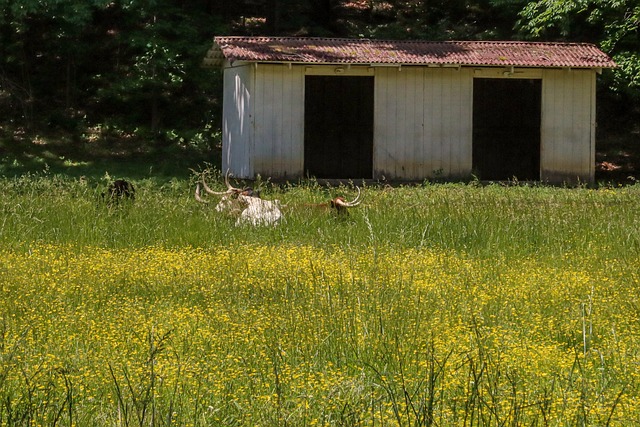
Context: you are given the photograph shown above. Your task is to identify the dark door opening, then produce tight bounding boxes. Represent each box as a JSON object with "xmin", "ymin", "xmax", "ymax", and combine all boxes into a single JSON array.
[
  {"xmin": 473, "ymin": 78, "xmax": 541, "ymax": 181},
  {"xmin": 304, "ymin": 76, "xmax": 374, "ymax": 179}
]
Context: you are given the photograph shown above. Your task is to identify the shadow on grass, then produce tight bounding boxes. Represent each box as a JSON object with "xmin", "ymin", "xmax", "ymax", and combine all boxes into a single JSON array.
[
  {"xmin": 2, "ymin": 125, "xmax": 638, "ymax": 186},
  {"xmin": 0, "ymin": 127, "xmax": 221, "ymax": 183}
]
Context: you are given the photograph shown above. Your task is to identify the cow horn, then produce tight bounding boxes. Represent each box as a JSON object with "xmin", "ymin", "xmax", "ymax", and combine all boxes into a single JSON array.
[
  {"xmin": 195, "ymin": 183, "xmax": 208, "ymax": 203},
  {"xmin": 202, "ymin": 170, "xmax": 240, "ymax": 195},
  {"xmin": 334, "ymin": 186, "xmax": 362, "ymax": 208}
]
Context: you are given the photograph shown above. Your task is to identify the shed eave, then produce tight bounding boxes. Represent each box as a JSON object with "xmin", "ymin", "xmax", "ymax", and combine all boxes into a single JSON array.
[{"xmin": 206, "ymin": 59, "xmax": 611, "ymax": 71}]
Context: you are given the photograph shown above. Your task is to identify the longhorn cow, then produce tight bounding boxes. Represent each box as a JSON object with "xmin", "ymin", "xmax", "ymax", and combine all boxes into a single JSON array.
[
  {"xmin": 195, "ymin": 172, "xmax": 282, "ymax": 226},
  {"xmin": 325, "ymin": 187, "xmax": 362, "ymax": 213},
  {"xmin": 195, "ymin": 171, "xmax": 363, "ymax": 226}
]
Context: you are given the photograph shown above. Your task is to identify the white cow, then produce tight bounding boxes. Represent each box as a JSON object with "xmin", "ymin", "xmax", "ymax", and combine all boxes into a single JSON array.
[
  {"xmin": 195, "ymin": 172, "xmax": 282, "ymax": 226},
  {"xmin": 236, "ymin": 195, "xmax": 283, "ymax": 226}
]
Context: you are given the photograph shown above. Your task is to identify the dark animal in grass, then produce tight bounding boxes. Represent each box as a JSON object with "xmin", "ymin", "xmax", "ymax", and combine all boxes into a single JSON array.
[{"xmin": 102, "ymin": 179, "xmax": 135, "ymax": 207}]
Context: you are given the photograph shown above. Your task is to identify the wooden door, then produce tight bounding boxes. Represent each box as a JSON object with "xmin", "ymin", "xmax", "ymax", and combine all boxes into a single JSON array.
[
  {"xmin": 304, "ymin": 76, "xmax": 374, "ymax": 179},
  {"xmin": 473, "ymin": 78, "xmax": 542, "ymax": 181}
]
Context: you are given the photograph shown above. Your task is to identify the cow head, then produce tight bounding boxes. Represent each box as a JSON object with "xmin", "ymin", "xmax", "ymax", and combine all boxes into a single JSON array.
[{"xmin": 329, "ymin": 187, "xmax": 362, "ymax": 214}]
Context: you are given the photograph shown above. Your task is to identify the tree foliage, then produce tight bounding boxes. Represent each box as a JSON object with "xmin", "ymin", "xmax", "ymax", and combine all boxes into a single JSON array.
[
  {"xmin": 0, "ymin": 0, "xmax": 637, "ymax": 145},
  {"xmin": 517, "ymin": 0, "xmax": 640, "ymax": 103}
]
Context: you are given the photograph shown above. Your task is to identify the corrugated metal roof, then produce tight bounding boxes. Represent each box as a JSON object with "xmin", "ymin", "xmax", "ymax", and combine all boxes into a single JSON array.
[{"xmin": 204, "ymin": 36, "xmax": 616, "ymax": 69}]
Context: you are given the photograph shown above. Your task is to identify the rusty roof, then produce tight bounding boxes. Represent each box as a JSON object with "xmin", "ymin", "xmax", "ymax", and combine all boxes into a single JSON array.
[{"xmin": 205, "ymin": 37, "xmax": 616, "ymax": 69}]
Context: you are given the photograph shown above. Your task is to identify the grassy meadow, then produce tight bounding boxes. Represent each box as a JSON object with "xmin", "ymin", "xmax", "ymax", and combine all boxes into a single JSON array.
[{"xmin": 1, "ymin": 171, "xmax": 640, "ymax": 426}]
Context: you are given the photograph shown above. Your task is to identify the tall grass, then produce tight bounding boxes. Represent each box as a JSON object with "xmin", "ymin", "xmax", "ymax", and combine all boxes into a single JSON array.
[
  {"xmin": 1, "ymin": 173, "xmax": 639, "ymax": 426},
  {"xmin": 2, "ymin": 173, "xmax": 638, "ymax": 259}
]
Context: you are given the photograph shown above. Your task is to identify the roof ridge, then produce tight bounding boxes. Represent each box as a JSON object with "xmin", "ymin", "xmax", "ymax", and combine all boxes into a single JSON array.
[{"xmin": 215, "ymin": 36, "xmax": 596, "ymax": 45}]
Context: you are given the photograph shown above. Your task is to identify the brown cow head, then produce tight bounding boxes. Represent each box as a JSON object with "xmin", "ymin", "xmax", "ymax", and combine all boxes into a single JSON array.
[{"xmin": 329, "ymin": 186, "xmax": 362, "ymax": 214}]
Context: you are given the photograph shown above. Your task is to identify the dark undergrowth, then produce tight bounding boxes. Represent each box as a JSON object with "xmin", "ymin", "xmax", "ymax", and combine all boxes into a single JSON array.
[{"xmin": 1, "ymin": 121, "xmax": 639, "ymax": 186}]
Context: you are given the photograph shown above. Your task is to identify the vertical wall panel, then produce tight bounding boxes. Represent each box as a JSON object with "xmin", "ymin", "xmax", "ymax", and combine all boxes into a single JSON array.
[
  {"xmin": 222, "ymin": 64, "xmax": 254, "ymax": 178},
  {"xmin": 424, "ymin": 69, "xmax": 439, "ymax": 175},
  {"xmin": 288, "ymin": 68, "xmax": 305, "ymax": 179},
  {"xmin": 444, "ymin": 70, "xmax": 454, "ymax": 173},
  {"xmin": 253, "ymin": 64, "xmax": 305, "ymax": 178},
  {"xmin": 373, "ymin": 68, "xmax": 394, "ymax": 178},
  {"xmin": 397, "ymin": 69, "xmax": 409, "ymax": 176},
  {"xmin": 373, "ymin": 68, "xmax": 387, "ymax": 176},
  {"xmin": 374, "ymin": 67, "xmax": 472, "ymax": 180},
  {"xmin": 252, "ymin": 65, "xmax": 268, "ymax": 175},
  {"xmin": 541, "ymin": 69, "xmax": 595, "ymax": 183},
  {"xmin": 410, "ymin": 69, "xmax": 425, "ymax": 178},
  {"xmin": 433, "ymin": 70, "xmax": 445, "ymax": 175},
  {"xmin": 456, "ymin": 69, "xmax": 473, "ymax": 176}
]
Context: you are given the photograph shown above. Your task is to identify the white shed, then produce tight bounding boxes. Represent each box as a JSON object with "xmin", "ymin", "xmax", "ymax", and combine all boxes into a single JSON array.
[{"xmin": 204, "ymin": 37, "xmax": 616, "ymax": 183}]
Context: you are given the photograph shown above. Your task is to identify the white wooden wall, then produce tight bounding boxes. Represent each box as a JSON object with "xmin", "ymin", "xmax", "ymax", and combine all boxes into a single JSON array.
[
  {"xmin": 374, "ymin": 67, "xmax": 473, "ymax": 180},
  {"xmin": 252, "ymin": 64, "xmax": 305, "ymax": 179},
  {"xmin": 223, "ymin": 63, "xmax": 305, "ymax": 179},
  {"xmin": 223, "ymin": 62, "xmax": 597, "ymax": 183},
  {"xmin": 222, "ymin": 64, "xmax": 254, "ymax": 177},
  {"xmin": 541, "ymin": 69, "xmax": 596, "ymax": 183}
]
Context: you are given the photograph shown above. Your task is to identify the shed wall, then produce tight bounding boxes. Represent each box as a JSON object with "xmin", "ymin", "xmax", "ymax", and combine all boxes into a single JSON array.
[
  {"xmin": 222, "ymin": 63, "xmax": 597, "ymax": 183},
  {"xmin": 252, "ymin": 64, "xmax": 305, "ymax": 178},
  {"xmin": 374, "ymin": 67, "xmax": 473, "ymax": 180},
  {"xmin": 541, "ymin": 69, "xmax": 596, "ymax": 183},
  {"xmin": 222, "ymin": 64, "xmax": 254, "ymax": 177}
]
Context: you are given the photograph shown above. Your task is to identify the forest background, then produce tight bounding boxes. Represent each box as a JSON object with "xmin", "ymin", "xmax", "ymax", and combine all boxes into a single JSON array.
[{"xmin": 0, "ymin": 0, "xmax": 638, "ymax": 182}]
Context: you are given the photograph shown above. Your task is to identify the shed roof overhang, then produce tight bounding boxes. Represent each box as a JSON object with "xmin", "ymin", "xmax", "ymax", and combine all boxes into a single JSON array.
[{"xmin": 204, "ymin": 37, "xmax": 617, "ymax": 70}]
